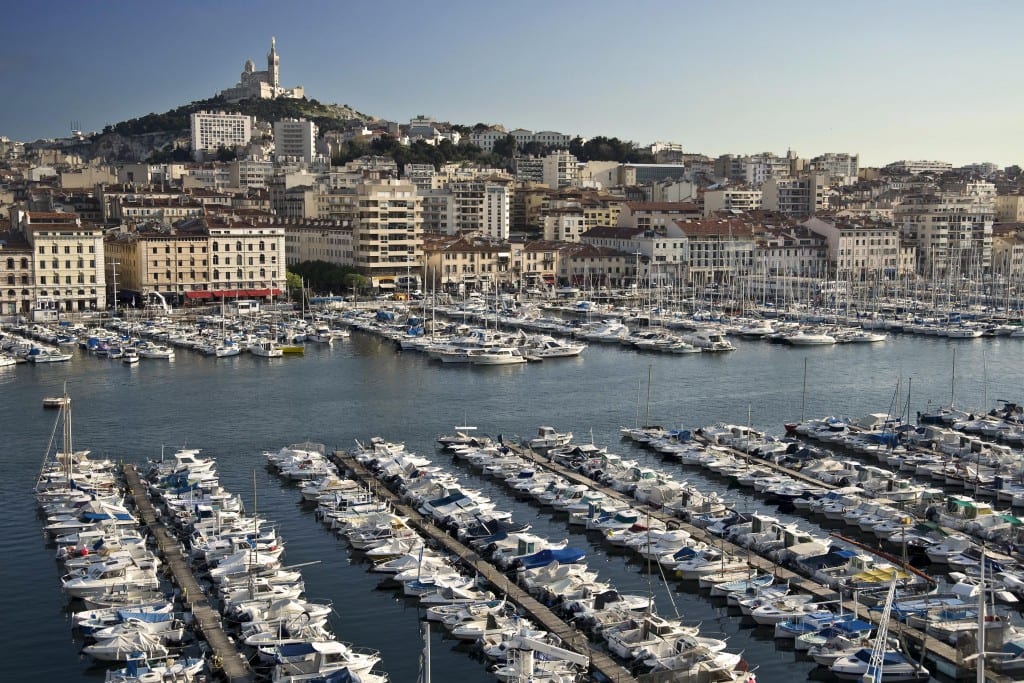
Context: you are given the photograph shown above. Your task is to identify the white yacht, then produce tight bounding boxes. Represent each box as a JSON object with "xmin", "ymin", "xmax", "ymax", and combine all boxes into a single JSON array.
[{"xmin": 249, "ymin": 339, "xmax": 284, "ymax": 358}]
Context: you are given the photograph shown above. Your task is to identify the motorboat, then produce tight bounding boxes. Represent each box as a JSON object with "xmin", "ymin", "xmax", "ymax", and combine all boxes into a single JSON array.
[
  {"xmin": 43, "ymin": 395, "xmax": 70, "ymax": 408},
  {"xmin": 830, "ymin": 646, "xmax": 930, "ymax": 681},
  {"xmin": 471, "ymin": 346, "xmax": 527, "ymax": 365},
  {"xmin": 529, "ymin": 426, "xmax": 572, "ymax": 450},
  {"xmin": 249, "ymin": 339, "xmax": 284, "ymax": 358},
  {"xmin": 104, "ymin": 655, "xmax": 205, "ymax": 683}
]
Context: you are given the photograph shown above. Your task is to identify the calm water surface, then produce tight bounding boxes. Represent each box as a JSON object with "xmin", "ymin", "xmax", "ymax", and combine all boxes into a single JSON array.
[{"xmin": 3, "ymin": 331, "xmax": 1021, "ymax": 682}]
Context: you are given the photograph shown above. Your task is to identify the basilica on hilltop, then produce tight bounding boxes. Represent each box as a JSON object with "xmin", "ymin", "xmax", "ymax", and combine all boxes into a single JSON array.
[{"xmin": 219, "ymin": 37, "xmax": 305, "ymax": 103}]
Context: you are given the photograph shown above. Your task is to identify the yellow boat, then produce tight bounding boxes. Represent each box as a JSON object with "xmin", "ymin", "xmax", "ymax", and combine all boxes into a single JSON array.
[{"xmin": 280, "ymin": 344, "xmax": 305, "ymax": 354}]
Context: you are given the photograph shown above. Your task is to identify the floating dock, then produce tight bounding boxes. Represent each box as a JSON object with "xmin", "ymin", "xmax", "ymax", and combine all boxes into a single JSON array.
[
  {"xmin": 331, "ymin": 451, "xmax": 640, "ymax": 683},
  {"xmin": 500, "ymin": 441, "xmax": 1013, "ymax": 683},
  {"xmin": 123, "ymin": 464, "xmax": 253, "ymax": 683}
]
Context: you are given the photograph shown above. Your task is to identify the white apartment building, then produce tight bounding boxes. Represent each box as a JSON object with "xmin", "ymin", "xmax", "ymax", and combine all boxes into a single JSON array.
[
  {"xmin": 702, "ymin": 187, "xmax": 763, "ymax": 216},
  {"xmin": 273, "ymin": 118, "xmax": 317, "ymax": 164},
  {"xmin": 803, "ymin": 216, "xmax": 901, "ymax": 280},
  {"xmin": 885, "ymin": 160, "xmax": 953, "ymax": 175},
  {"xmin": 810, "ymin": 153, "xmax": 859, "ymax": 185},
  {"xmin": 451, "ymin": 179, "xmax": 511, "ymax": 239},
  {"xmin": 468, "ymin": 127, "xmax": 508, "ymax": 152},
  {"xmin": 743, "ymin": 154, "xmax": 792, "ymax": 185},
  {"xmin": 895, "ymin": 193, "xmax": 994, "ymax": 276},
  {"xmin": 542, "ymin": 151, "xmax": 579, "ymax": 189},
  {"xmin": 190, "ymin": 111, "xmax": 255, "ymax": 161},
  {"xmin": 418, "ymin": 178, "xmax": 511, "ymax": 239},
  {"xmin": 469, "ymin": 127, "xmax": 572, "ymax": 152}
]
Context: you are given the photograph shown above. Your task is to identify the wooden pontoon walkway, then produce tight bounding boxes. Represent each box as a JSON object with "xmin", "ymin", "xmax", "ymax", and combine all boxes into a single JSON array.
[
  {"xmin": 123, "ymin": 464, "xmax": 253, "ymax": 683},
  {"xmin": 332, "ymin": 451, "xmax": 639, "ymax": 683}
]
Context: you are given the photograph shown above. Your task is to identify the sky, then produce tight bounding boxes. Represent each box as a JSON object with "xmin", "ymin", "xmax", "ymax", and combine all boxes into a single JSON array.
[{"xmin": 2, "ymin": 0, "xmax": 1021, "ymax": 167}]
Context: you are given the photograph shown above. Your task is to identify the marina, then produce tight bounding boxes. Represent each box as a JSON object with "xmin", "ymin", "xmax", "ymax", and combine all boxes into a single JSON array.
[{"xmin": 6, "ymin": 318, "xmax": 1024, "ymax": 682}]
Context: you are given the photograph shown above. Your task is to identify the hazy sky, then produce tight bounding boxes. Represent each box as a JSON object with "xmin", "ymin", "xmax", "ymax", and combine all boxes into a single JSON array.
[{"xmin": 2, "ymin": 0, "xmax": 1021, "ymax": 167}]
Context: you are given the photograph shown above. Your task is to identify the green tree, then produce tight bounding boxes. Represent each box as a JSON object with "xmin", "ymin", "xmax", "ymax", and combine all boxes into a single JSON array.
[
  {"xmin": 343, "ymin": 273, "xmax": 369, "ymax": 296},
  {"xmin": 285, "ymin": 271, "xmax": 303, "ymax": 301},
  {"xmin": 215, "ymin": 145, "xmax": 237, "ymax": 162},
  {"xmin": 493, "ymin": 134, "xmax": 518, "ymax": 158}
]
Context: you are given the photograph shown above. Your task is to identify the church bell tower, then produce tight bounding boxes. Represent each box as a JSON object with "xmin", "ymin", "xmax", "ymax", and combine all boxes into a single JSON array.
[{"xmin": 268, "ymin": 36, "xmax": 280, "ymax": 89}]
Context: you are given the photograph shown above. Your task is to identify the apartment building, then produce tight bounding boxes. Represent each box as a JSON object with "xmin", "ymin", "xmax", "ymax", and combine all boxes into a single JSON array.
[
  {"xmin": 273, "ymin": 118, "xmax": 317, "ymax": 164},
  {"xmin": 12, "ymin": 210, "xmax": 106, "ymax": 313},
  {"xmin": 350, "ymin": 179, "xmax": 422, "ymax": 290},
  {"xmin": 895, "ymin": 192, "xmax": 994, "ymax": 276},
  {"xmin": 559, "ymin": 243, "xmax": 634, "ymax": 288},
  {"xmin": 0, "ymin": 231, "xmax": 34, "ymax": 315},
  {"xmin": 674, "ymin": 218, "xmax": 755, "ymax": 287},
  {"xmin": 995, "ymin": 194, "xmax": 1024, "ymax": 223},
  {"xmin": 762, "ymin": 173, "xmax": 828, "ymax": 217},
  {"xmin": 702, "ymin": 187, "xmax": 763, "ymax": 216},
  {"xmin": 542, "ymin": 151, "xmax": 579, "ymax": 189},
  {"xmin": 281, "ymin": 219, "xmax": 354, "ymax": 266},
  {"xmin": 803, "ymin": 216, "xmax": 901, "ymax": 281},
  {"xmin": 190, "ymin": 111, "xmax": 255, "ymax": 161},
  {"xmin": 422, "ymin": 234, "xmax": 512, "ymax": 291}
]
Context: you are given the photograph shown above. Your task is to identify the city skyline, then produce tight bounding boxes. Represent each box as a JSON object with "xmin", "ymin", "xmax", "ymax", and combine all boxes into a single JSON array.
[{"xmin": 3, "ymin": 0, "xmax": 1022, "ymax": 167}]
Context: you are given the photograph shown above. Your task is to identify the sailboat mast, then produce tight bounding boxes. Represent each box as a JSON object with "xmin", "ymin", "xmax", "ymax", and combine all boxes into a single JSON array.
[
  {"xmin": 644, "ymin": 364, "xmax": 652, "ymax": 429},
  {"xmin": 950, "ymin": 346, "xmax": 957, "ymax": 409},
  {"xmin": 800, "ymin": 357, "xmax": 808, "ymax": 424}
]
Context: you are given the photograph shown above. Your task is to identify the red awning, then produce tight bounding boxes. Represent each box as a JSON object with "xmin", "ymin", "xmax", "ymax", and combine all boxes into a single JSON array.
[
  {"xmin": 185, "ymin": 291, "xmax": 213, "ymax": 299},
  {"xmin": 542, "ymin": 274, "xmax": 556, "ymax": 283},
  {"xmin": 211, "ymin": 288, "xmax": 282, "ymax": 298}
]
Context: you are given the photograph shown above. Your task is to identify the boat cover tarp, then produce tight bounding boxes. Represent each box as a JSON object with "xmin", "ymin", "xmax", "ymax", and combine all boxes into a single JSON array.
[
  {"xmin": 276, "ymin": 642, "xmax": 318, "ymax": 657},
  {"xmin": 116, "ymin": 610, "xmax": 172, "ymax": 623},
  {"xmin": 311, "ymin": 668, "xmax": 353, "ymax": 683},
  {"xmin": 518, "ymin": 547, "xmax": 586, "ymax": 570}
]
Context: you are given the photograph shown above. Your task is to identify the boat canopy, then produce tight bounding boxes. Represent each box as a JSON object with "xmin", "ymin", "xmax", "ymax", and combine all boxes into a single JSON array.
[{"xmin": 518, "ymin": 547, "xmax": 586, "ymax": 570}]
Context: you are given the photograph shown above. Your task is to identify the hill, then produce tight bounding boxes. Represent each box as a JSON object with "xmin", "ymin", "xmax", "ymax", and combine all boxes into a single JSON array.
[{"xmin": 87, "ymin": 96, "xmax": 374, "ymax": 162}]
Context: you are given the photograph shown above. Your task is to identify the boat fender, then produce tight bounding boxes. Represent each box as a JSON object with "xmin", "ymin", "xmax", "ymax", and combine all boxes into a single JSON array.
[{"xmin": 80, "ymin": 548, "xmax": 89, "ymax": 556}]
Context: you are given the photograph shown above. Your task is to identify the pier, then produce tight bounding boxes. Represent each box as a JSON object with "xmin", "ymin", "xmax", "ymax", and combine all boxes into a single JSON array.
[
  {"xmin": 499, "ymin": 442, "xmax": 1013, "ymax": 683},
  {"xmin": 331, "ymin": 451, "xmax": 640, "ymax": 683},
  {"xmin": 123, "ymin": 464, "xmax": 253, "ymax": 683}
]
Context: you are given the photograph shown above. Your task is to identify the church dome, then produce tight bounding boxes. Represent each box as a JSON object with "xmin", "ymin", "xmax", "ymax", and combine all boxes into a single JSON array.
[{"xmin": 244, "ymin": 59, "xmax": 255, "ymax": 73}]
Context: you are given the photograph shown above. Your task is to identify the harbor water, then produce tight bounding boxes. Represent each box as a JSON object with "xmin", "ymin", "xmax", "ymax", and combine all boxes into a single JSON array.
[{"xmin": 4, "ymin": 331, "xmax": 1023, "ymax": 682}]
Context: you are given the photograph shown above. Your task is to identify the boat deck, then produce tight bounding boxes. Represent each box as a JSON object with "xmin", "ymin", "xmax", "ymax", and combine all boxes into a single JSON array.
[
  {"xmin": 123, "ymin": 464, "xmax": 253, "ymax": 683},
  {"xmin": 332, "ymin": 451, "xmax": 639, "ymax": 683}
]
